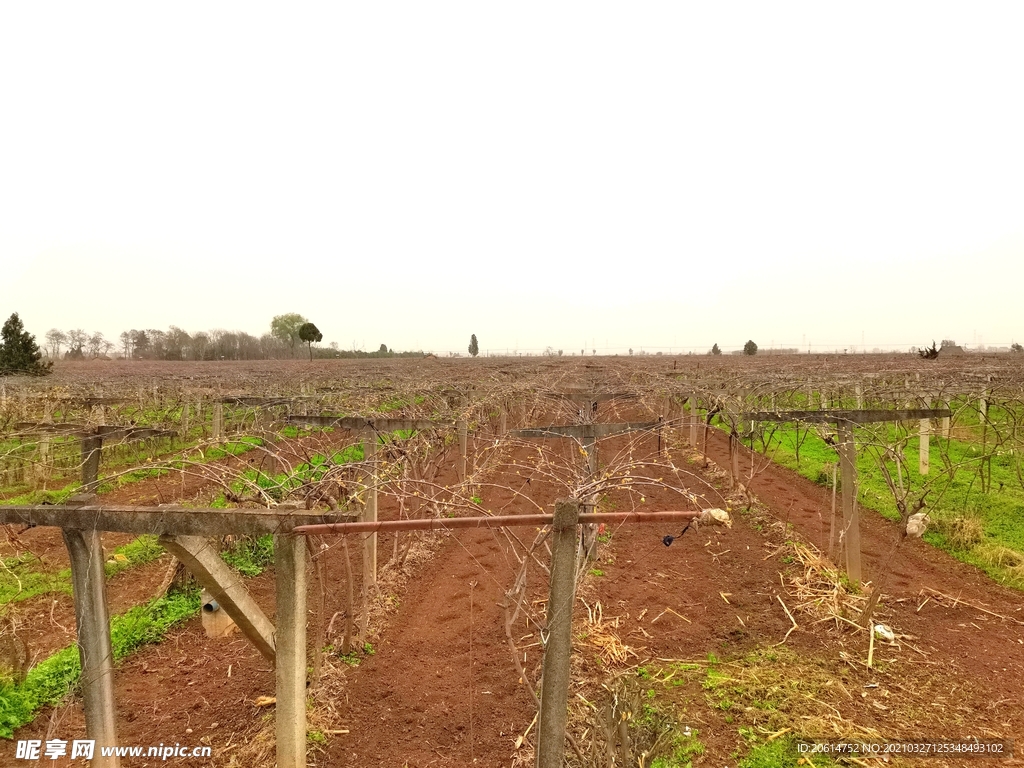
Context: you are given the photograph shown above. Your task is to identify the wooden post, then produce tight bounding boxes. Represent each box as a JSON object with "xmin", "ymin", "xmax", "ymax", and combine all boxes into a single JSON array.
[
  {"xmin": 362, "ymin": 433, "xmax": 378, "ymax": 588},
  {"xmin": 81, "ymin": 434, "xmax": 102, "ymax": 493},
  {"xmin": 537, "ymin": 500, "xmax": 579, "ymax": 768},
  {"xmin": 837, "ymin": 422, "xmax": 861, "ymax": 582},
  {"xmin": 919, "ymin": 419, "xmax": 930, "ymax": 475},
  {"xmin": 274, "ymin": 533, "xmax": 307, "ymax": 768},
  {"xmin": 62, "ymin": 525, "xmax": 119, "ymax": 765}
]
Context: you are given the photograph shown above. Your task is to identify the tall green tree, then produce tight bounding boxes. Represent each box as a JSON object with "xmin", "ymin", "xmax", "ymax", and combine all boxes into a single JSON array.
[
  {"xmin": 710, "ymin": 343, "xmax": 722, "ymax": 355},
  {"xmin": 743, "ymin": 339, "xmax": 758, "ymax": 356},
  {"xmin": 298, "ymin": 322, "xmax": 322, "ymax": 361},
  {"xmin": 0, "ymin": 313, "xmax": 52, "ymax": 376},
  {"xmin": 270, "ymin": 313, "xmax": 308, "ymax": 356},
  {"xmin": 468, "ymin": 334, "xmax": 479, "ymax": 357}
]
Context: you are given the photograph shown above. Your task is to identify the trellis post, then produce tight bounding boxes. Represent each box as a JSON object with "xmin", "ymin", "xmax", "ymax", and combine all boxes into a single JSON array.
[
  {"xmin": 457, "ymin": 419, "xmax": 468, "ymax": 482},
  {"xmin": 740, "ymin": 407, "xmax": 950, "ymax": 583},
  {"xmin": 362, "ymin": 433, "xmax": 378, "ymax": 588},
  {"xmin": 274, "ymin": 533, "xmax": 307, "ymax": 768},
  {"xmin": 836, "ymin": 421, "xmax": 861, "ymax": 582},
  {"xmin": 62, "ymin": 496, "xmax": 119, "ymax": 766},
  {"xmin": 212, "ymin": 402, "xmax": 224, "ymax": 441},
  {"xmin": 511, "ymin": 419, "xmax": 658, "ymax": 560},
  {"xmin": 919, "ymin": 419, "xmax": 930, "ymax": 475},
  {"xmin": 536, "ymin": 500, "xmax": 579, "ymax": 768},
  {"xmin": 81, "ymin": 434, "xmax": 102, "ymax": 493}
]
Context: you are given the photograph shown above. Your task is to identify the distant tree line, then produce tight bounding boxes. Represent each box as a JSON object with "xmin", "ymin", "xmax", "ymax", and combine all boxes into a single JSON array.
[{"xmin": 39, "ymin": 313, "xmax": 426, "ymax": 361}]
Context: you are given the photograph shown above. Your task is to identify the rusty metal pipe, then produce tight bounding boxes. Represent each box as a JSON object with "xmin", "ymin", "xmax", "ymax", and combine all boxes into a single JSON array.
[{"xmin": 291, "ymin": 510, "xmax": 702, "ymax": 535}]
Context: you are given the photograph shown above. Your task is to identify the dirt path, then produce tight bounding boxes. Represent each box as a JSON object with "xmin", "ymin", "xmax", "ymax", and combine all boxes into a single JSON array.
[{"xmin": 328, "ymin": 527, "xmax": 535, "ymax": 768}]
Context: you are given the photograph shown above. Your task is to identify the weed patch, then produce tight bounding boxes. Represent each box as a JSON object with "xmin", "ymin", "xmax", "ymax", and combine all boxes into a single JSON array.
[{"xmin": 0, "ymin": 588, "xmax": 200, "ymax": 738}]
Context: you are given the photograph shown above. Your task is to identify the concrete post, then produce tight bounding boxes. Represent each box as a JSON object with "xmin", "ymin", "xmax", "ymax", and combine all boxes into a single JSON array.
[
  {"xmin": 837, "ymin": 422, "xmax": 862, "ymax": 583},
  {"xmin": 688, "ymin": 397, "xmax": 697, "ymax": 447},
  {"xmin": 362, "ymin": 434, "xmax": 378, "ymax": 588},
  {"xmin": 855, "ymin": 384, "xmax": 863, "ymax": 409},
  {"xmin": 262, "ymin": 437, "xmax": 279, "ymax": 479},
  {"xmin": 581, "ymin": 436, "xmax": 599, "ymax": 560},
  {"xmin": 457, "ymin": 419, "xmax": 468, "ymax": 482},
  {"xmin": 213, "ymin": 402, "xmax": 224, "ymax": 442},
  {"xmin": 36, "ymin": 436, "xmax": 51, "ymax": 487},
  {"xmin": 498, "ymin": 405, "xmax": 507, "ymax": 437},
  {"xmin": 62, "ymin": 526, "xmax": 119, "ymax": 766},
  {"xmin": 941, "ymin": 401, "xmax": 951, "ymax": 440},
  {"xmin": 537, "ymin": 500, "xmax": 579, "ymax": 768},
  {"xmin": 81, "ymin": 434, "xmax": 102, "ymax": 493},
  {"xmin": 919, "ymin": 419, "xmax": 930, "ymax": 476},
  {"xmin": 273, "ymin": 534, "xmax": 307, "ymax": 768},
  {"xmin": 180, "ymin": 404, "xmax": 190, "ymax": 438},
  {"xmin": 729, "ymin": 432, "xmax": 740, "ymax": 488}
]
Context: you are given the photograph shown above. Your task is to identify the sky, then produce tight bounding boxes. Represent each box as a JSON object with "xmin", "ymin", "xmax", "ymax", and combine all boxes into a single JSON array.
[{"xmin": 1, "ymin": 2, "xmax": 1022, "ymax": 355}]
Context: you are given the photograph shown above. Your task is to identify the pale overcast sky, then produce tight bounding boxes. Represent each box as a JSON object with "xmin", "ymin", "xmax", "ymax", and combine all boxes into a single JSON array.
[{"xmin": 2, "ymin": 3, "xmax": 1022, "ymax": 354}]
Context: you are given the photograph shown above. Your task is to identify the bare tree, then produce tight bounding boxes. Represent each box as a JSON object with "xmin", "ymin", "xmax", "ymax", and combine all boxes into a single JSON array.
[{"xmin": 45, "ymin": 329, "xmax": 67, "ymax": 359}]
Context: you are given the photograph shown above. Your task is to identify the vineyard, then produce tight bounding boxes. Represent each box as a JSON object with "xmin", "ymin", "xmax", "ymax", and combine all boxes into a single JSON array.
[{"xmin": 0, "ymin": 354, "xmax": 1022, "ymax": 767}]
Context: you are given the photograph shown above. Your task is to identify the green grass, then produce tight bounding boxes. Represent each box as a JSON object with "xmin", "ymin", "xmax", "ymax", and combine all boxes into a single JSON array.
[
  {"xmin": 737, "ymin": 736, "xmax": 841, "ymax": 768},
  {"xmin": 0, "ymin": 588, "xmax": 200, "ymax": 738},
  {"xmin": 0, "ymin": 555, "xmax": 71, "ymax": 604},
  {"xmin": 221, "ymin": 535, "xmax": 275, "ymax": 576},
  {"xmin": 0, "ymin": 535, "xmax": 166, "ymax": 606},
  {"xmin": 730, "ymin": 419, "xmax": 1024, "ymax": 589},
  {"xmin": 104, "ymin": 535, "xmax": 164, "ymax": 577},
  {"xmin": 649, "ymin": 730, "xmax": 705, "ymax": 768}
]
